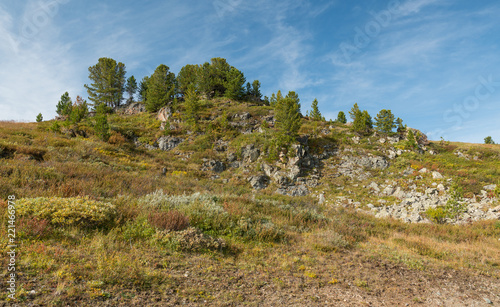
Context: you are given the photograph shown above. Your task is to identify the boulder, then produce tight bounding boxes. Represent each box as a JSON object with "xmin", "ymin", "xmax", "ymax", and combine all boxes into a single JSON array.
[
  {"xmin": 157, "ymin": 136, "xmax": 184, "ymax": 151},
  {"xmin": 484, "ymin": 184, "xmax": 497, "ymax": 191},
  {"xmin": 248, "ymin": 175, "xmax": 269, "ymax": 190},
  {"xmin": 276, "ymin": 184, "xmax": 309, "ymax": 196},
  {"xmin": 124, "ymin": 102, "xmax": 146, "ymax": 115},
  {"xmin": 432, "ymin": 171, "xmax": 444, "ymax": 179},
  {"xmin": 241, "ymin": 144, "xmax": 260, "ymax": 163}
]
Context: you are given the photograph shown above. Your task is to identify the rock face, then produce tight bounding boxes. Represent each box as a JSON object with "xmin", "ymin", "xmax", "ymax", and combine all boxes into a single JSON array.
[
  {"xmin": 241, "ymin": 145, "xmax": 260, "ymax": 163},
  {"xmin": 203, "ymin": 160, "xmax": 226, "ymax": 173},
  {"xmin": 157, "ymin": 136, "xmax": 184, "ymax": 151},
  {"xmin": 248, "ymin": 175, "xmax": 269, "ymax": 190},
  {"xmin": 157, "ymin": 106, "xmax": 172, "ymax": 122},
  {"xmin": 123, "ymin": 102, "xmax": 146, "ymax": 115},
  {"xmin": 276, "ymin": 184, "xmax": 309, "ymax": 196}
]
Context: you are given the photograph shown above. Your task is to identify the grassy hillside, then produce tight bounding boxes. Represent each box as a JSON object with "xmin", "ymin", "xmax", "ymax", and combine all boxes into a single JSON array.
[{"xmin": 1, "ymin": 100, "xmax": 499, "ymax": 306}]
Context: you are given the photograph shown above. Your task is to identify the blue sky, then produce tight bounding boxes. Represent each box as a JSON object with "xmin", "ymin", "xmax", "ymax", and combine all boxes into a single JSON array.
[{"xmin": 1, "ymin": 0, "xmax": 499, "ymax": 143}]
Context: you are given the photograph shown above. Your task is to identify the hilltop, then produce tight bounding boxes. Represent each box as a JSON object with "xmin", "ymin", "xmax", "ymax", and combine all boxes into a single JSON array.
[{"xmin": 1, "ymin": 95, "xmax": 500, "ymax": 306}]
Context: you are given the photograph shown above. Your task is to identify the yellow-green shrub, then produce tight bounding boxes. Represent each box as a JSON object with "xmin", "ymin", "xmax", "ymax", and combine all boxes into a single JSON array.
[{"xmin": 16, "ymin": 197, "xmax": 116, "ymax": 227}]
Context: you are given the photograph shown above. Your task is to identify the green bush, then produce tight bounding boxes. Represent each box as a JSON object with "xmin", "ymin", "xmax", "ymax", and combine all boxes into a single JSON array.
[
  {"xmin": 425, "ymin": 207, "xmax": 447, "ymax": 224},
  {"xmin": 16, "ymin": 197, "xmax": 116, "ymax": 228}
]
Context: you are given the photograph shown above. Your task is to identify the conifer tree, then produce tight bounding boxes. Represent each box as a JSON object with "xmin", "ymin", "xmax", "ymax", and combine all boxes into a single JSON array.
[
  {"xmin": 56, "ymin": 92, "xmax": 72, "ymax": 116},
  {"xmin": 84, "ymin": 57, "xmax": 126, "ymax": 108},
  {"xmin": 274, "ymin": 96, "xmax": 302, "ymax": 139},
  {"xmin": 484, "ymin": 136, "xmax": 495, "ymax": 144},
  {"xmin": 69, "ymin": 96, "xmax": 89, "ymax": 124},
  {"xmin": 94, "ymin": 103, "xmax": 110, "ymax": 141},
  {"xmin": 183, "ymin": 85, "xmax": 200, "ymax": 129},
  {"xmin": 224, "ymin": 67, "xmax": 246, "ymax": 100},
  {"xmin": 36, "ymin": 113, "xmax": 43, "ymax": 122},
  {"xmin": 337, "ymin": 111, "xmax": 347, "ymax": 124},
  {"xmin": 125, "ymin": 76, "xmax": 138, "ymax": 104},
  {"xmin": 145, "ymin": 64, "xmax": 176, "ymax": 112},
  {"xmin": 309, "ymin": 98, "xmax": 322, "ymax": 121},
  {"xmin": 349, "ymin": 103, "xmax": 360, "ymax": 121},
  {"xmin": 139, "ymin": 76, "xmax": 150, "ymax": 102},
  {"xmin": 374, "ymin": 109, "xmax": 396, "ymax": 133}
]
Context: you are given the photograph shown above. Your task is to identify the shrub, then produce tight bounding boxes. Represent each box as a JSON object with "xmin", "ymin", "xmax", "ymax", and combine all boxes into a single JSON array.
[
  {"xmin": 17, "ymin": 217, "xmax": 52, "ymax": 239},
  {"xmin": 108, "ymin": 131, "xmax": 127, "ymax": 145},
  {"xmin": 16, "ymin": 197, "xmax": 116, "ymax": 228},
  {"xmin": 148, "ymin": 210, "xmax": 189, "ymax": 231},
  {"xmin": 425, "ymin": 207, "xmax": 447, "ymax": 224}
]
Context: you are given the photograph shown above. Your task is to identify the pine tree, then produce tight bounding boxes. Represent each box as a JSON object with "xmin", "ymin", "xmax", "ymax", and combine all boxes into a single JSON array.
[
  {"xmin": 94, "ymin": 103, "xmax": 110, "ymax": 141},
  {"xmin": 69, "ymin": 96, "xmax": 89, "ymax": 124},
  {"xmin": 224, "ymin": 67, "xmax": 246, "ymax": 100},
  {"xmin": 336, "ymin": 111, "xmax": 347, "ymax": 124},
  {"xmin": 125, "ymin": 76, "xmax": 138, "ymax": 104},
  {"xmin": 274, "ymin": 96, "xmax": 302, "ymax": 139},
  {"xmin": 251, "ymin": 80, "xmax": 262, "ymax": 100},
  {"xmin": 56, "ymin": 92, "xmax": 72, "ymax": 116},
  {"xmin": 183, "ymin": 86, "xmax": 200, "ymax": 129},
  {"xmin": 309, "ymin": 98, "xmax": 322, "ymax": 121},
  {"xmin": 84, "ymin": 57, "xmax": 126, "ymax": 108},
  {"xmin": 374, "ymin": 109, "xmax": 396, "ymax": 133},
  {"xmin": 177, "ymin": 64, "xmax": 200, "ymax": 96},
  {"xmin": 139, "ymin": 76, "xmax": 149, "ymax": 102},
  {"xmin": 145, "ymin": 64, "xmax": 176, "ymax": 112},
  {"xmin": 352, "ymin": 108, "xmax": 372, "ymax": 135},
  {"xmin": 396, "ymin": 117, "xmax": 405, "ymax": 132},
  {"xmin": 36, "ymin": 113, "xmax": 43, "ymax": 122},
  {"xmin": 484, "ymin": 136, "xmax": 495, "ymax": 144},
  {"xmin": 406, "ymin": 129, "xmax": 418, "ymax": 149},
  {"xmin": 349, "ymin": 103, "xmax": 360, "ymax": 120}
]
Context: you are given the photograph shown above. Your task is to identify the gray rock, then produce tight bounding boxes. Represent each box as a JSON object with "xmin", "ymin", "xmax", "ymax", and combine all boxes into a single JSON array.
[
  {"xmin": 157, "ymin": 106, "xmax": 172, "ymax": 122},
  {"xmin": 276, "ymin": 184, "xmax": 309, "ymax": 196},
  {"xmin": 227, "ymin": 152, "xmax": 237, "ymax": 162},
  {"xmin": 203, "ymin": 160, "xmax": 225, "ymax": 173},
  {"xmin": 484, "ymin": 184, "xmax": 497, "ymax": 191},
  {"xmin": 419, "ymin": 168, "xmax": 428, "ymax": 173},
  {"xmin": 393, "ymin": 187, "xmax": 406, "ymax": 199},
  {"xmin": 318, "ymin": 193, "xmax": 325, "ymax": 204},
  {"xmin": 352, "ymin": 136, "xmax": 360, "ymax": 144},
  {"xmin": 157, "ymin": 136, "xmax": 184, "ymax": 151},
  {"xmin": 248, "ymin": 175, "xmax": 269, "ymax": 190},
  {"xmin": 432, "ymin": 171, "xmax": 443, "ymax": 179},
  {"xmin": 288, "ymin": 165, "xmax": 301, "ymax": 181},
  {"xmin": 241, "ymin": 144, "xmax": 260, "ymax": 163},
  {"xmin": 368, "ymin": 182, "xmax": 380, "ymax": 193},
  {"xmin": 437, "ymin": 184, "xmax": 445, "ymax": 191},
  {"xmin": 382, "ymin": 186, "xmax": 395, "ymax": 196}
]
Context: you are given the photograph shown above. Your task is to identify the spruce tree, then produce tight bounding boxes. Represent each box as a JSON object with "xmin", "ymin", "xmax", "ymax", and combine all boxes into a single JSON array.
[
  {"xmin": 139, "ymin": 76, "xmax": 149, "ymax": 102},
  {"xmin": 251, "ymin": 80, "xmax": 262, "ymax": 100},
  {"xmin": 177, "ymin": 64, "xmax": 200, "ymax": 96},
  {"xmin": 224, "ymin": 67, "xmax": 246, "ymax": 100},
  {"xmin": 69, "ymin": 96, "xmax": 89, "ymax": 124},
  {"xmin": 309, "ymin": 98, "xmax": 322, "ymax": 121},
  {"xmin": 84, "ymin": 57, "xmax": 126, "ymax": 108},
  {"xmin": 36, "ymin": 113, "xmax": 43, "ymax": 122}
]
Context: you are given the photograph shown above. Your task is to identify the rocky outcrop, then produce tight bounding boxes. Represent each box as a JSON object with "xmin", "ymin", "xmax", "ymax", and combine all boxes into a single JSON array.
[
  {"xmin": 121, "ymin": 102, "xmax": 146, "ymax": 115},
  {"xmin": 248, "ymin": 175, "xmax": 269, "ymax": 190},
  {"xmin": 202, "ymin": 160, "xmax": 226, "ymax": 173},
  {"xmin": 276, "ymin": 184, "xmax": 309, "ymax": 196},
  {"xmin": 157, "ymin": 136, "xmax": 184, "ymax": 151},
  {"xmin": 157, "ymin": 106, "xmax": 172, "ymax": 122},
  {"xmin": 241, "ymin": 145, "xmax": 260, "ymax": 163}
]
